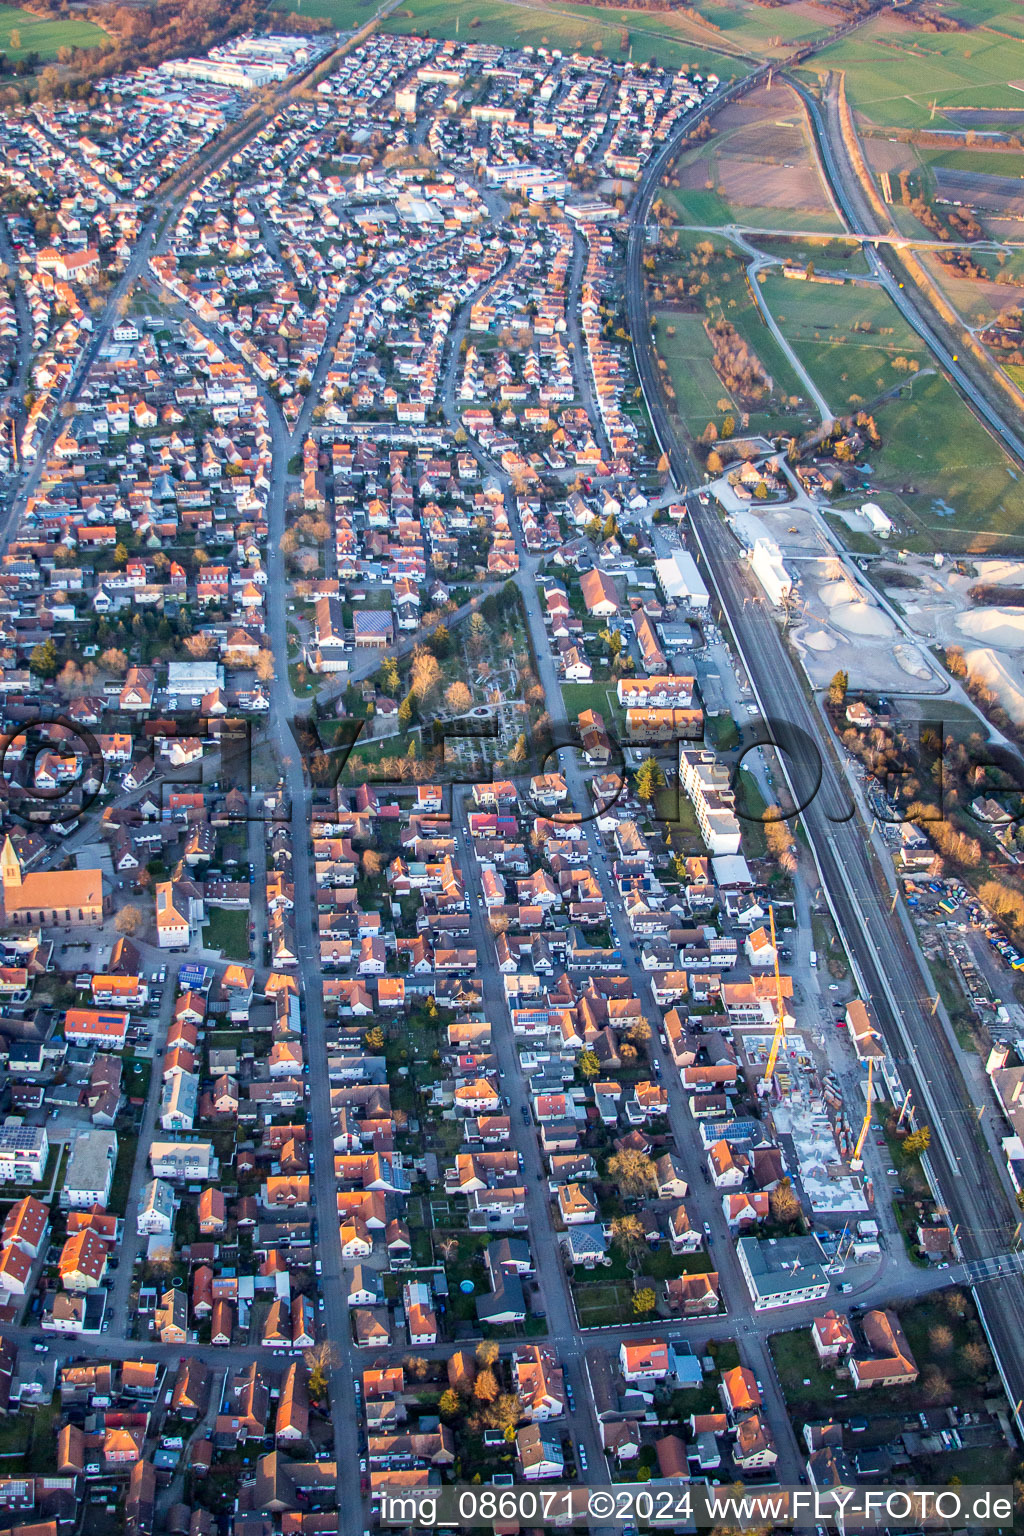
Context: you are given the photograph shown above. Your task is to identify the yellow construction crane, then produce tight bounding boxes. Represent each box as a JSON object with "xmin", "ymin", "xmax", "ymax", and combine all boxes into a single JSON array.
[
  {"xmin": 850, "ymin": 1056, "xmax": 874, "ymax": 1170},
  {"xmin": 760, "ymin": 905, "xmax": 786, "ymax": 1094}
]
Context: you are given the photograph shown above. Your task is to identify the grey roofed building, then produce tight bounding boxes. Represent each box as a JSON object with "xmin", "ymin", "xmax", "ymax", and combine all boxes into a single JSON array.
[
  {"xmin": 61, "ymin": 1128, "xmax": 117, "ymax": 1208},
  {"xmin": 475, "ymin": 1265, "xmax": 525, "ymax": 1325},
  {"xmin": 735, "ymin": 1235, "xmax": 829, "ymax": 1310},
  {"xmin": 559, "ymin": 1222, "xmax": 608, "ymax": 1266},
  {"xmin": 485, "ymin": 1237, "xmax": 532, "ymax": 1280}
]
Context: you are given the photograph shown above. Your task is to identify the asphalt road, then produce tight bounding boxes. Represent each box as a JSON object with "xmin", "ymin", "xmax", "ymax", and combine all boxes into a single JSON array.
[
  {"xmin": 623, "ymin": 88, "xmax": 1024, "ymax": 1438},
  {"xmin": 262, "ymin": 377, "xmax": 366, "ymax": 1533}
]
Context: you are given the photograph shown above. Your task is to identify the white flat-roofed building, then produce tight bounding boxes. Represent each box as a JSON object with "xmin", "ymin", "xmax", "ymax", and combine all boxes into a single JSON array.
[
  {"xmin": 679, "ymin": 749, "xmax": 741, "ymax": 856},
  {"xmin": 749, "ymin": 539, "xmax": 792, "ymax": 608},
  {"xmin": 159, "ymin": 1071, "xmax": 199, "ymax": 1132},
  {"xmin": 0, "ymin": 1120, "xmax": 47, "ymax": 1183},
  {"xmin": 62, "ymin": 1129, "xmax": 117, "ymax": 1209},
  {"xmin": 166, "ymin": 660, "xmax": 224, "ymax": 694},
  {"xmin": 150, "ymin": 1139, "xmax": 217, "ymax": 1182},
  {"xmin": 736, "ymin": 1235, "xmax": 829, "ymax": 1310}
]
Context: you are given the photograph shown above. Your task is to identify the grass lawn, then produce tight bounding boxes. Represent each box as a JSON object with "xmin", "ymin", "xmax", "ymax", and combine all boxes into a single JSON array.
[
  {"xmin": 573, "ymin": 1279, "xmax": 638, "ymax": 1328},
  {"xmin": 706, "ymin": 713, "xmax": 739, "ymax": 751},
  {"xmin": 0, "ymin": 6, "xmax": 107, "ymax": 57},
  {"xmin": 640, "ymin": 1247, "xmax": 713, "ymax": 1281},
  {"xmin": 735, "ymin": 766, "xmax": 768, "ymax": 859},
  {"xmin": 25, "ymin": 1401, "xmax": 58, "ymax": 1473},
  {"xmin": 0, "ymin": 1412, "xmax": 30, "ymax": 1458},
  {"xmin": 757, "ymin": 274, "xmax": 928, "ymax": 409},
  {"xmin": 202, "ymin": 907, "xmax": 250, "ymax": 961},
  {"xmin": 731, "ymin": 206, "xmax": 844, "ymax": 234},
  {"xmin": 666, "ymin": 185, "xmax": 733, "ymax": 227},
  {"xmin": 560, "ymin": 680, "xmax": 626, "ymax": 731},
  {"xmin": 654, "ymin": 310, "xmax": 740, "ymax": 428},
  {"xmin": 652, "ymin": 781, "xmax": 702, "ymax": 845},
  {"xmin": 109, "ymin": 1131, "xmax": 138, "ymax": 1217},
  {"xmin": 123, "ymin": 1054, "xmax": 152, "ymax": 1102},
  {"xmin": 870, "ymin": 373, "xmax": 1024, "ymax": 543},
  {"xmin": 769, "ymin": 1328, "xmax": 841, "ymax": 1408}
]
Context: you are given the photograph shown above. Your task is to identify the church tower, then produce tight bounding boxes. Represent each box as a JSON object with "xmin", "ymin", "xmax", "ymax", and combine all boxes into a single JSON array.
[{"xmin": 0, "ymin": 836, "xmax": 22, "ymax": 891}]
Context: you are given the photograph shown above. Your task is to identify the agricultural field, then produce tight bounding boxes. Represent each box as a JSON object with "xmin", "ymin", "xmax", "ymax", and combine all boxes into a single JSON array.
[
  {"xmin": 922, "ymin": 147, "xmax": 1024, "ymax": 180},
  {"xmin": 665, "ymin": 79, "xmax": 844, "ymax": 233},
  {"xmin": 0, "ymin": 5, "xmax": 107, "ymax": 57},
  {"xmin": 806, "ymin": 3, "xmax": 1024, "ymax": 130},
  {"xmin": 917, "ymin": 249, "xmax": 1024, "ymax": 329},
  {"xmin": 680, "ymin": 0, "xmax": 833, "ymax": 57},
  {"xmin": 272, "ymin": 0, "xmax": 377, "ymax": 27}
]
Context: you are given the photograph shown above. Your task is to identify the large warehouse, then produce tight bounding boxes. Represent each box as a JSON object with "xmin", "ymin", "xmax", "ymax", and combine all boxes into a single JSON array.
[{"xmin": 655, "ymin": 549, "xmax": 710, "ymax": 611}]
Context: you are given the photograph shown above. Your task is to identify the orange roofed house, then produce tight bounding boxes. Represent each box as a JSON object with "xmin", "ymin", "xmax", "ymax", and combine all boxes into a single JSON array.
[
  {"xmin": 849, "ymin": 1309, "xmax": 918, "ymax": 1390},
  {"xmin": 0, "ymin": 836, "xmax": 103, "ymax": 927},
  {"xmin": 619, "ymin": 1339, "xmax": 669, "ymax": 1383}
]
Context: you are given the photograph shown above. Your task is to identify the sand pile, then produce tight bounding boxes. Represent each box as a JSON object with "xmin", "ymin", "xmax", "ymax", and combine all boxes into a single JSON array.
[
  {"xmin": 894, "ymin": 644, "xmax": 930, "ymax": 680},
  {"xmin": 974, "ymin": 560, "xmax": 1024, "ymax": 585},
  {"xmin": 965, "ymin": 647, "xmax": 1024, "ymax": 724},
  {"xmin": 957, "ymin": 608, "xmax": 1024, "ymax": 650},
  {"xmin": 819, "ymin": 578, "xmax": 895, "ymax": 638}
]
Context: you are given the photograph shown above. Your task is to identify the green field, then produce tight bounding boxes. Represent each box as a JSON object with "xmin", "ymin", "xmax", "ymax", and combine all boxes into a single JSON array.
[
  {"xmin": 872, "ymin": 371, "xmax": 1024, "ymax": 539},
  {"xmin": 665, "ymin": 139, "xmax": 844, "ymax": 235},
  {"xmin": 747, "ymin": 235, "xmax": 871, "ymax": 275},
  {"xmin": 757, "ymin": 275, "xmax": 930, "ymax": 408},
  {"xmin": 682, "ymin": 0, "xmax": 826, "ymax": 56},
  {"xmin": 560, "ymin": 680, "xmax": 625, "ymax": 730},
  {"xmin": 284, "ymin": 0, "xmax": 837, "ymax": 64},
  {"xmin": 275, "ymin": 0, "xmax": 749, "ymax": 71},
  {"xmin": 655, "ymin": 310, "xmax": 738, "ymax": 424},
  {"xmin": 0, "ymin": 5, "xmax": 107, "ymax": 57},
  {"xmin": 573, "ymin": 1280, "xmax": 636, "ymax": 1328},
  {"xmin": 202, "ymin": 907, "xmax": 250, "ymax": 961},
  {"xmin": 923, "ymin": 147, "xmax": 1024, "ymax": 179},
  {"xmin": 653, "ymin": 237, "xmax": 810, "ymax": 439},
  {"xmin": 672, "ymin": 195, "xmax": 842, "ymax": 233},
  {"xmin": 749, "ymin": 274, "xmax": 1024, "ymax": 537},
  {"xmin": 808, "ymin": 5, "xmax": 1024, "ymax": 129}
]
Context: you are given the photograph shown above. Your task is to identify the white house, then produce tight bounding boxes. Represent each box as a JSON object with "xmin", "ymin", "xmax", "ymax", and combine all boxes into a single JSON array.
[{"xmin": 137, "ymin": 1178, "xmax": 176, "ymax": 1236}]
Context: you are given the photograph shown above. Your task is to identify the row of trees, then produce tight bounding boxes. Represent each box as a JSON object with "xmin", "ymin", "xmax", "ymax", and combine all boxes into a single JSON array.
[{"xmin": 706, "ymin": 318, "xmax": 770, "ymax": 404}]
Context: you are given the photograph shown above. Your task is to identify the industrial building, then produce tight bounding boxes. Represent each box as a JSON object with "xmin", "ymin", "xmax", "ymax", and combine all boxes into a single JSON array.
[{"xmin": 655, "ymin": 549, "xmax": 710, "ymax": 611}]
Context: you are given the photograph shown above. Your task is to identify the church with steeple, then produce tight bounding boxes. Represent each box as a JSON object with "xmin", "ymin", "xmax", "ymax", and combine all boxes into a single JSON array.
[{"xmin": 0, "ymin": 836, "xmax": 104, "ymax": 928}]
